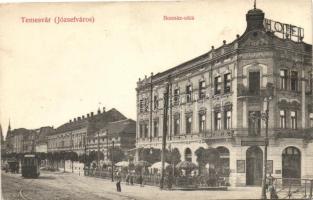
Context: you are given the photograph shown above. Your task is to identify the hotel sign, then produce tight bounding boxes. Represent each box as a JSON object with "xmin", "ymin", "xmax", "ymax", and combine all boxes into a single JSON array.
[{"xmin": 264, "ymin": 18, "xmax": 304, "ymax": 42}]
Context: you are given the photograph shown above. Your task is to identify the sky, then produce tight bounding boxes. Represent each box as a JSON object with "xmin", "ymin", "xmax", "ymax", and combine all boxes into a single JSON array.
[{"xmin": 0, "ymin": 0, "xmax": 312, "ymax": 137}]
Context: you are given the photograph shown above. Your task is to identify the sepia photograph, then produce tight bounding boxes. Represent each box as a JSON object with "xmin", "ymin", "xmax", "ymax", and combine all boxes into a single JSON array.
[{"xmin": 0, "ymin": 0, "xmax": 312, "ymax": 199}]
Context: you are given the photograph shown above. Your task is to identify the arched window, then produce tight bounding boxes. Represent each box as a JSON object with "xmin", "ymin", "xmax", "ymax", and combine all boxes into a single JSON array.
[{"xmin": 282, "ymin": 146, "xmax": 301, "ymax": 185}]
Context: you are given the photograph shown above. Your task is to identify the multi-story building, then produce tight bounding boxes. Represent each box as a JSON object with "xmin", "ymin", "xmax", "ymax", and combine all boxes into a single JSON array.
[
  {"xmin": 47, "ymin": 108, "xmax": 128, "ymax": 155},
  {"xmin": 35, "ymin": 126, "xmax": 54, "ymax": 153},
  {"xmin": 87, "ymin": 119, "xmax": 136, "ymax": 160},
  {"xmin": 136, "ymin": 6, "xmax": 312, "ymax": 186},
  {"xmin": 5, "ymin": 126, "xmax": 36, "ymax": 154}
]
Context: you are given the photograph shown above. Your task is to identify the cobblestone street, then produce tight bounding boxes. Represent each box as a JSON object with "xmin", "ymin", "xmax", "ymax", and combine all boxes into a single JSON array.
[{"xmin": 1, "ymin": 171, "xmax": 263, "ymax": 200}]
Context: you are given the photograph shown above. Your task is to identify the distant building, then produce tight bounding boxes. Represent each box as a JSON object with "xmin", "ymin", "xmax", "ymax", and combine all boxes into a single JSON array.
[
  {"xmin": 87, "ymin": 119, "xmax": 136, "ymax": 160},
  {"xmin": 47, "ymin": 108, "xmax": 129, "ymax": 156},
  {"xmin": 35, "ymin": 126, "xmax": 54, "ymax": 153},
  {"xmin": 0, "ymin": 124, "xmax": 5, "ymax": 155}
]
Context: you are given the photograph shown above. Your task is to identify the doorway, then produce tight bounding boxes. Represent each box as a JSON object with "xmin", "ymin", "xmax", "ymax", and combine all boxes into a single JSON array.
[
  {"xmin": 246, "ymin": 146, "xmax": 263, "ymax": 186},
  {"xmin": 282, "ymin": 147, "xmax": 301, "ymax": 185}
]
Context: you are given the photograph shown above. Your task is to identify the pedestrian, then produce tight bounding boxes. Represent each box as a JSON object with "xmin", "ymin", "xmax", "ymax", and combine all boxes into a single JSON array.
[
  {"xmin": 139, "ymin": 174, "xmax": 144, "ymax": 187},
  {"xmin": 126, "ymin": 172, "xmax": 130, "ymax": 185},
  {"xmin": 116, "ymin": 172, "xmax": 122, "ymax": 192},
  {"xmin": 130, "ymin": 172, "xmax": 134, "ymax": 185}
]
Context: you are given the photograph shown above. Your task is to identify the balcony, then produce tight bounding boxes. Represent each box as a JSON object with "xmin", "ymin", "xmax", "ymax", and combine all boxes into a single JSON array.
[{"xmin": 237, "ymin": 84, "xmax": 269, "ymax": 99}]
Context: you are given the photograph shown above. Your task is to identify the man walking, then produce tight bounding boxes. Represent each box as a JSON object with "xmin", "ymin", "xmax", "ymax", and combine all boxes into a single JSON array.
[{"xmin": 116, "ymin": 171, "xmax": 122, "ymax": 192}]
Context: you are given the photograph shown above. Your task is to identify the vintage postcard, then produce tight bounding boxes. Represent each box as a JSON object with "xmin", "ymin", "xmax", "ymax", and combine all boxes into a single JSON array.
[{"xmin": 0, "ymin": 0, "xmax": 312, "ymax": 199}]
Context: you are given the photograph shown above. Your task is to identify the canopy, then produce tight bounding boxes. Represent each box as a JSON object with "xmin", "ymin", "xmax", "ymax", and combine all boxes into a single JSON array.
[
  {"xmin": 151, "ymin": 161, "xmax": 170, "ymax": 170},
  {"xmin": 115, "ymin": 161, "xmax": 129, "ymax": 167},
  {"xmin": 134, "ymin": 160, "xmax": 151, "ymax": 167},
  {"xmin": 176, "ymin": 161, "xmax": 198, "ymax": 170}
]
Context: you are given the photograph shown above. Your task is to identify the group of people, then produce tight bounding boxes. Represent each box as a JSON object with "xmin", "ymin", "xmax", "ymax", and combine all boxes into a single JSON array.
[{"xmin": 266, "ymin": 174, "xmax": 279, "ymax": 199}]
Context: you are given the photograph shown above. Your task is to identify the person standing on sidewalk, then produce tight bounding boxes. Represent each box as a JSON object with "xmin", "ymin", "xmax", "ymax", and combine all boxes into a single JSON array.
[{"xmin": 116, "ymin": 171, "xmax": 122, "ymax": 192}]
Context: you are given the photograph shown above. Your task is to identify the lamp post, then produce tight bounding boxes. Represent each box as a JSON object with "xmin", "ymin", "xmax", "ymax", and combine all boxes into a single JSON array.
[
  {"xmin": 261, "ymin": 96, "xmax": 271, "ymax": 199},
  {"xmin": 111, "ymin": 138, "xmax": 115, "ymax": 182}
]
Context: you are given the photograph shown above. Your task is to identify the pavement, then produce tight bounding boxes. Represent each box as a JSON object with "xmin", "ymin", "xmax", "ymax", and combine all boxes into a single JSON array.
[{"xmin": 1, "ymin": 170, "xmax": 265, "ymax": 200}]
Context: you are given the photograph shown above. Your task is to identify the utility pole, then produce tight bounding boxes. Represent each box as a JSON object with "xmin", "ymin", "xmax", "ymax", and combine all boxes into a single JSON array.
[
  {"xmin": 97, "ymin": 131, "xmax": 100, "ymax": 167},
  {"xmin": 149, "ymin": 72, "xmax": 153, "ymax": 142},
  {"xmin": 160, "ymin": 78, "xmax": 170, "ymax": 189},
  {"xmin": 106, "ymin": 129, "xmax": 109, "ymax": 160},
  {"xmin": 111, "ymin": 139, "xmax": 115, "ymax": 182}
]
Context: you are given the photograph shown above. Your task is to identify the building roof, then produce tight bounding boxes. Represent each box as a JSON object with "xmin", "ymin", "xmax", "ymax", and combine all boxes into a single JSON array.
[
  {"xmin": 105, "ymin": 119, "xmax": 136, "ymax": 136},
  {"xmin": 51, "ymin": 108, "xmax": 127, "ymax": 136}
]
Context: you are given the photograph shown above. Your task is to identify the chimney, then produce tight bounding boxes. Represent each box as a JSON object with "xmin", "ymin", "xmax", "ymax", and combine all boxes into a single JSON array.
[
  {"xmin": 97, "ymin": 109, "xmax": 101, "ymax": 114},
  {"xmin": 74, "ymin": 118, "xmax": 77, "ymax": 122},
  {"xmin": 78, "ymin": 117, "xmax": 81, "ymax": 121},
  {"xmin": 103, "ymin": 107, "xmax": 106, "ymax": 113},
  {"xmin": 69, "ymin": 120, "xmax": 72, "ymax": 123},
  {"xmin": 91, "ymin": 112, "xmax": 94, "ymax": 117},
  {"xmin": 87, "ymin": 114, "xmax": 90, "ymax": 118},
  {"xmin": 82, "ymin": 115, "xmax": 85, "ymax": 119}
]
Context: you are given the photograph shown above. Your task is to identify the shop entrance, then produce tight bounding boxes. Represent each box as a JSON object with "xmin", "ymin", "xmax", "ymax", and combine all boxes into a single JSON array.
[
  {"xmin": 282, "ymin": 146, "xmax": 301, "ymax": 185},
  {"xmin": 246, "ymin": 146, "xmax": 263, "ymax": 186}
]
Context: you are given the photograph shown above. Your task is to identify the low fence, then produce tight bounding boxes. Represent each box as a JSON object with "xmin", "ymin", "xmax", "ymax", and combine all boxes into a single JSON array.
[
  {"xmin": 84, "ymin": 169, "xmax": 228, "ymax": 189},
  {"xmin": 273, "ymin": 178, "xmax": 313, "ymax": 199}
]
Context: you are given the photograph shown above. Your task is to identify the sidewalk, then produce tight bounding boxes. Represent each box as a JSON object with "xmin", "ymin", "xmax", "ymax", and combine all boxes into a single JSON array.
[{"xmin": 79, "ymin": 172, "xmax": 263, "ymax": 200}]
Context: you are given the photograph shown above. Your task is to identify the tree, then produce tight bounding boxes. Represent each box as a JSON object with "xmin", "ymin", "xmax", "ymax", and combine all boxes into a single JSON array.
[
  {"xmin": 108, "ymin": 147, "xmax": 125, "ymax": 164},
  {"xmin": 195, "ymin": 147, "xmax": 219, "ymax": 175},
  {"xmin": 139, "ymin": 148, "xmax": 161, "ymax": 164}
]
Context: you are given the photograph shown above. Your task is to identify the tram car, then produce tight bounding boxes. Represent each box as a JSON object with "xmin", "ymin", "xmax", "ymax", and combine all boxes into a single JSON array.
[{"xmin": 21, "ymin": 154, "xmax": 40, "ymax": 178}]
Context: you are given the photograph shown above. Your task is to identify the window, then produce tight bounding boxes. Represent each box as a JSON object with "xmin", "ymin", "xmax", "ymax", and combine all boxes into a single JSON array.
[
  {"xmin": 280, "ymin": 110, "xmax": 286, "ymax": 128},
  {"xmin": 214, "ymin": 112, "xmax": 222, "ymax": 130},
  {"xmin": 291, "ymin": 111, "xmax": 297, "ymax": 129},
  {"xmin": 199, "ymin": 81, "xmax": 206, "ymax": 99},
  {"xmin": 224, "ymin": 110, "xmax": 232, "ymax": 129},
  {"xmin": 174, "ymin": 114, "xmax": 180, "ymax": 135},
  {"xmin": 280, "ymin": 69, "xmax": 288, "ymax": 90},
  {"xmin": 153, "ymin": 95, "xmax": 159, "ymax": 110},
  {"xmin": 174, "ymin": 88, "xmax": 180, "ymax": 105},
  {"xmin": 199, "ymin": 113, "xmax": 206, "ymax": 132},
  {"xmin": 153, "ymin": 119, "xmax": 159, "ymax": 137},
  {"xmin": 144, "ymin": 98, "xmax": 149, "ymax": 112},
  {"xmin": 214, "ymin": 76, "xmax": 222, "ymax": 95},
  {"xmin": 310, "ymin": 113, "xmax": 313, "ymax": 127},
  {"xmin": 144, "ymin": 123, "xmax": 149, "ymax": 138},
  {"xmin": 186, "ymin": 115, "xmax": 192, "ymax": 134},
  {"xmin": 291, "ymin": 71, "xmax": 298, "ymax": 91},
  {"xmin": 249, "ymin": 72, "xmax": 260, "ymax": 95},
  {"xmin": 248, "ymin": 111, "xmax": 261, "ymax": 136},
  {"xmin": 186, "ymin": 85, "xmax": 192, "ymax": 103},
  {"xmin": 224, "ymin": 73, "xmax": 231, "ymax": 93},
  {"xmin": 139, "ymin": 99, "xmax": 144, "ymax": 113}
]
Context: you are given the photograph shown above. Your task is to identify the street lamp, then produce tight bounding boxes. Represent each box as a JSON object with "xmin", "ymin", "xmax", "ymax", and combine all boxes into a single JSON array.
[{"xmin": 261, "ymin": 95, "xmax": 272, "ymax": 199}]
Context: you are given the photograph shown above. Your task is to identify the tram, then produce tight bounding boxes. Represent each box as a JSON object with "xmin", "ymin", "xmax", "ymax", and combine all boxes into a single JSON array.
[{"xmin": 21, "ymin": 154, "xmax": 40, "ymax": 178}]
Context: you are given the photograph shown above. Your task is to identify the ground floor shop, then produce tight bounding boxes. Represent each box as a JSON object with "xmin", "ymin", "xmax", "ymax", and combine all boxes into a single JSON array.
[{"xmin": 136, "ymin": 137, "xmax": 313, "ymax": 187}]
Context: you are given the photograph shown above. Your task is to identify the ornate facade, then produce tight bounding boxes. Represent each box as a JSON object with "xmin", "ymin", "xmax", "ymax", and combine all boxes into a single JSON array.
[{"xmin": 136, "ymin": 7, "xmax": 313, "ymax": 186}]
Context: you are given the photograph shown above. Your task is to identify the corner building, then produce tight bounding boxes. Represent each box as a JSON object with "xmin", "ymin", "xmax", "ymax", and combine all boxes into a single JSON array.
[{"xmin": 136, "ymin": 7, "xmax": 313, "ymax": 186}]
